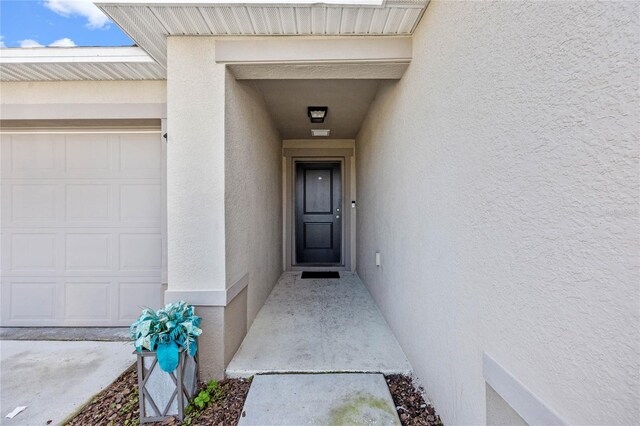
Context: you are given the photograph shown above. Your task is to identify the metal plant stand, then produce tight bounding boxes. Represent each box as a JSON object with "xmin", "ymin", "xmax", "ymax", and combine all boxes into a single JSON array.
[{"xmin": 136, "ymin": 348, "xmax": 198, "ymax": 423}]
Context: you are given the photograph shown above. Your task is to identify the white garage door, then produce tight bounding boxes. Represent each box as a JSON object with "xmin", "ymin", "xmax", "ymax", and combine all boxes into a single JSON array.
[{"xmin": 1, "ymin": 129, "xmax": 165, "ymax": 326}]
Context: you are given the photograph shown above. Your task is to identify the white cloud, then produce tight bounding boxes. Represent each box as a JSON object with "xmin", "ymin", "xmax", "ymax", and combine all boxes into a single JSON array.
[
  {"xmin": 20, "ymin": 39, "xmax": 44, "ymax": 48},
  {"xmin": 49, "ymin": 37, "xmax": 76, "ymax": 47},
  {"xmin": 0, "ymin": 36, "xmax": 5, "ymax": 48},
  {"xmin": 43, "ymin": 0, "xmax": 110, "ymax": 29}
]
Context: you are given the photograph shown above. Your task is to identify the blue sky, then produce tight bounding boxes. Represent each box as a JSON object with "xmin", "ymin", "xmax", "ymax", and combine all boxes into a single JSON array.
[{"xmin": 0, "ymin": 0, "xmax": 133, "ymax": 48}]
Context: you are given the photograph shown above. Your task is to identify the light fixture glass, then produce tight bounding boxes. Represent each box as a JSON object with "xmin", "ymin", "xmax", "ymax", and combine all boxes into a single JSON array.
[
  {"xmin": 311, "ymin": 129, "xmax": 330, "ymax": 137},
  {"xmin": 308, "ymin": 106, "xmax": 328, "ymax": 123}
]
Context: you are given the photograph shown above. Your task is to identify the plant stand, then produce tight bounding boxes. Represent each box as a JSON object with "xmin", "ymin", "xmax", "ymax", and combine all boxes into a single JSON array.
[{"xmin": 136, "ymin": 348, "xmax": 198, "ymax": 423}]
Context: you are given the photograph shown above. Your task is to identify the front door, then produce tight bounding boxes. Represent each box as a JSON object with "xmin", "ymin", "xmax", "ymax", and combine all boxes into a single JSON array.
[{"xmin": 295, "ymin": 162, "xmax": 342, "ymax": 264}]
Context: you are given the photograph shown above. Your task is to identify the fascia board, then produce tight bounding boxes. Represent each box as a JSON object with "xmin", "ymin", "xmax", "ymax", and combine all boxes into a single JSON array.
[
  {"xmin": 215, "ymin": 37, "xmax": 412, "ymax": 64},
  {"xmin": 0, "ymin": 47, "xmax": 156, "ymax": 64},
  {"xmin": 95, "ymin": 0, "xmax": 385, "ymax": 6}
]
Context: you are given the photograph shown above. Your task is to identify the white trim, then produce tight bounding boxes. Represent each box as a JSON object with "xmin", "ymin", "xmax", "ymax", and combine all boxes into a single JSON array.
[
  {"xmin": 97, "ymin": 1, "xmax": 427, "ymax": 68},
  {"xmin": 96, "ymin": 0, "xmax": 384, "ymax": 6},
  {"xmin": 0, "ymin": 130, "xmax": 161, "ymax": 134},
  {"xmin": 0, "ymin": 46, "xmax": 155, "ymax": 64},
  {"xmin": 228, "ymin": 62, "xmax": 409, "ymax": 80},
  {"xmin": 226, "ymin": 274, "xmax": 249, "ymax": 303},
  {"xmin": 215, "ymin": 38, "xmax": 412, "ymax": 65},
  {"xmin": 0, "ymin": 103, "xmax": 167, "ymax": 120},
  {"xmin": 161, "ymin": 118, "xmax": 168, "ymax": 285},
  {"xmin": 164, "ymin": 289, "xmax": 227, "ymax": 306},
  {"xmin": 483, "ymin": 353, "xmax": 567, "ymax": 426},
  {"xmin": 164, "ymin": 274, "xmax": 249, "ymax": 306}
]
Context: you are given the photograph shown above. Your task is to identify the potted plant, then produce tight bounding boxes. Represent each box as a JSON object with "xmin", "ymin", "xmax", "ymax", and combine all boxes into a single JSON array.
[{"xmin": 130, "ymin": 301, "xmax": 202, "ymax": 423}]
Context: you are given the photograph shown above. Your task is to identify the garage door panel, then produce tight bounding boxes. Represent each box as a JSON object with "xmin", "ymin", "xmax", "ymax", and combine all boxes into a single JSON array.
[
  {"xmin": 7, "ymin": 281, "xmax": 59, "ymax": 322},
  {"xmin": 3, "ymin": 134, "xmax": 65, "ymax": 178},
  {"xmin": 64, "ymin": 134, "xmax": 112, "ymax": 177},
  {"xmin": 120, "ymin": 184, "xmax": 162, "ymax": 223},
  {"xmin": 65, "ymin": 234, "xmax": 112, "ymax": 271},
  {"xmin": 1, "ymin": 135, "xmax": 10, "ymax": 178},
  {"xmin": 10, "ymin": 233, "xmax": 58, "ymax": 271},
  {"xmin": 119, "ymin": 233, "xmax": 162, "ymax": 272},
  {"xmin": 1, "ymin": 278, "xmax": 162, "ymax": 326},
  {"xmin": 11, "ymin": 184, "xmax": 58, "ymax": 221},
  {"xmin": 64, "ymin": 282, "xmax": 111, "ymax": 321},
  {"xmin": 3, "ymin": 180, "xmax": 63, "ymax": 227},
  {"xmin": 119, "ymin": 134, "xmax": 163, "ymax": 178},
  {"xmin": 65, "ymin": 184, "xmax": 113, "ymax": 221},
  {"xmin": 118, "ymin": 281, "xmax": 163, "ymax": 322},
  {"xmin": 1, "ymin": 129, "xmax": 164, "ymax": 326}
]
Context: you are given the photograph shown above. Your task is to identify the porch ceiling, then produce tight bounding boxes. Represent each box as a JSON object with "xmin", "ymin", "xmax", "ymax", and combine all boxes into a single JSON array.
[
  {"xmin": 252, "ymin": 79, "xmax": 381, "ymax": 139},
  {"xmin": 96, "ymin": 0, "xmax": 430, "ymax": 67}
]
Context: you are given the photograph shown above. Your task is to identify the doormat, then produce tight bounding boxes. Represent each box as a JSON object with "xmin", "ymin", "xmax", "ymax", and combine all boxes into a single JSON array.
[{"xmin": 301, "ymin": 271, "xmax": 340, "ymax": 279}]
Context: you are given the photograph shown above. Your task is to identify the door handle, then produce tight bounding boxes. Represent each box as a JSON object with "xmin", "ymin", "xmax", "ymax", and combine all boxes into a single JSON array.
[{"xmin": 336, "ymin": 215, "xmax": 340, "ymax": 219}]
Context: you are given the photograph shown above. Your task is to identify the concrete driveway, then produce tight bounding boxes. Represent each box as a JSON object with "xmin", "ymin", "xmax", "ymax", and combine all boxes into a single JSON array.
[{"xmin": 1, "ymin": 340, "xmax": 134, "ymax": 426}]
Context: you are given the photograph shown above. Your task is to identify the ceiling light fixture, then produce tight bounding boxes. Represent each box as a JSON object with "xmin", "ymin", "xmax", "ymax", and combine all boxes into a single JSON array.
[
  {"xmin": 311, "ymin": 129, "xmax": 330, "ymax": 137},
  {"xmin": 308, "ymin": 106, "xmax": 328, "ymax": 123}
]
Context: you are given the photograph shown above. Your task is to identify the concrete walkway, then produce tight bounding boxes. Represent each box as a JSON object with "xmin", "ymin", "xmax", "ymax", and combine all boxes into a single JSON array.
[
  {"xmin": 0, "ymin": 327, "xmax": 129, "ymax": 342},
  {"xmin": 227, "ymin": 272, "xmax": 411, "ymax": 376},
  {"xmin": 0, "ymin": 340, "xmax": 134, "ymax": 425},
  {"xmin": 239, "ymin": 374, "xmax": 401, "ymax": 426}
]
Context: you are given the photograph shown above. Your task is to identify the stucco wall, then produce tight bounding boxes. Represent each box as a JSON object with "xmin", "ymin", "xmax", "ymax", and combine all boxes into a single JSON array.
[
  {"xmin": 166, "ymin": 36, "xmax": 230, "ymax": 378},
  {"xmin": 0, "ymin": 80, "xmax": 166, "ymax": 104},
  {"xmin": 356, "ymin": 2, "xmax": 639, "ymax": 425},
  {"xmin": 225, "ymin": 73, "xmax": 283, "ymax": 325},
  {"xmin": 166, "ymin": 37, "xmax": 226, "ymax": 292}
]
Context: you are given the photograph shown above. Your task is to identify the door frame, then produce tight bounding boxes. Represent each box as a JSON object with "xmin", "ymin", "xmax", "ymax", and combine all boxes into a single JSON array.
[
  {"xmin": 294, "ymin": 160, "xmax": 343, "ymax": 266},
  {"xmin": 283, "ymin": 146, "xmax": 355, "ymax": 272}
]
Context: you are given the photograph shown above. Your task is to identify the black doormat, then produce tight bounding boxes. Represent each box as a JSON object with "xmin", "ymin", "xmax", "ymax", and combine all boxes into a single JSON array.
[{"xmin": 301, "ymin": 271, "xmax": 340, "ymax": 279}]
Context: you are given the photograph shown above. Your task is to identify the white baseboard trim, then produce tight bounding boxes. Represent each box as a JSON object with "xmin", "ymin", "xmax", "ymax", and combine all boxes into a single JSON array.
[
  {"xmin": 164, "ymin": 274, "xmax": 249, "ymax": 307},
  {"xmin": 483, "ymin": 353, "xmax": 567, "ymax": 426}
]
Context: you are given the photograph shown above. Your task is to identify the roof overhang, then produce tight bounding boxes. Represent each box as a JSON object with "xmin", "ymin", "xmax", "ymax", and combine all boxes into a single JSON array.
[
  {"xmin": 0, "ymin": 0, "xmax": 428, "ymax": 82},
  {"xmin": 97, "ymin": 0, "xmax": 387, "ymax": 5},
  {"xmin": 215, "ymin": 37, "xmax": 412, "ymax": 79},
  {"xmin": 0, "ymin": 46, "xmax": 165, "ymax": 81},
  {"xmin": 95, "ymin": 0, "xmax": 429, "ymax": 67}
]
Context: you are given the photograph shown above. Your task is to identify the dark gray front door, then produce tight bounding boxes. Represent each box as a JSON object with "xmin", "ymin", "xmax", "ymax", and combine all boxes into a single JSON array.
[{"xmin": 295, "ymin": 162, "xmax": 341, "ymax": 264}]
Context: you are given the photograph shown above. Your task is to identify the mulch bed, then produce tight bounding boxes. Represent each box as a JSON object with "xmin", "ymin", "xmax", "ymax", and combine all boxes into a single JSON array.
[
  {"xmin": 66, "ymin": 368, "xmax": 439, "ymax": 426},
  {"xmin": 64, "ymin": 366, "xmax": 251, "ymax": 426},
  {"xmin": 386, "ymin": 375, "xmax": 444, "ymax": 426}
]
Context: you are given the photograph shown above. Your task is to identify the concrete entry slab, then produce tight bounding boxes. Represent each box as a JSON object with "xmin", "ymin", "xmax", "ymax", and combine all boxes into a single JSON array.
[
  {"xmin": 227, "ymin": 272, "xmax": 411, "ymax": 376},
  {"xmin": 239, "ymin": 374, "xmax": 401, "ymax": 426},
  {"xmin": 0, "ymin": 340, "xmax": 134, "ymax": 425}
]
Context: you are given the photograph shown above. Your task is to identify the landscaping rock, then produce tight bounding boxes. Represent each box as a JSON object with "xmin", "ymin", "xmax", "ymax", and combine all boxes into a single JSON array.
[{"xmin": 385, "ymin": 375, "xmax": 444, "ymax": 426}]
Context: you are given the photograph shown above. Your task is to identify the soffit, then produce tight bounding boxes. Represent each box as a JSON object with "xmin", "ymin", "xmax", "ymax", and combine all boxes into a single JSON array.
[
  {"xmin": 251, "ymin": 78, "xmax": 381, "ymax": 139},
  {"xmin": 96, "ymin": 0, "xmax": 429, "ymax": 67},
  {"xmin": 0, "ymin": 47, "xmax": 166, "ymax": 81}
]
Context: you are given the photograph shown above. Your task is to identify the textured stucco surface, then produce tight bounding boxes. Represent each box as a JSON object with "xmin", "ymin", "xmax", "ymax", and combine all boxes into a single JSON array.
[
  {"xmin": 356, "ymin": 2, "xmax": 639, "ymax": 425},
  {"xmin": 0, "ymin": 80, "xmax": 166, "ymax": 104},
  {"xmin": 485, "ymin": 384, "xmax": 527, "ymax": 426},
  {"xmin": 166, "ymin": 38, "xmax": 282, "ymax": 377},
  {"xmin": 167, "ymin": 37, "xmax": 226, "ymax": 291},
  {"xmin": 225, "ymin": 73, "xmax": 283, "ymax": 326},
  {"xmin": 166, "ymin": 37, "xmax": 230, "ymax": 379},
  {"xmin": 194, "ymin": 305, "xmax": 225, "ymax": 380}
]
